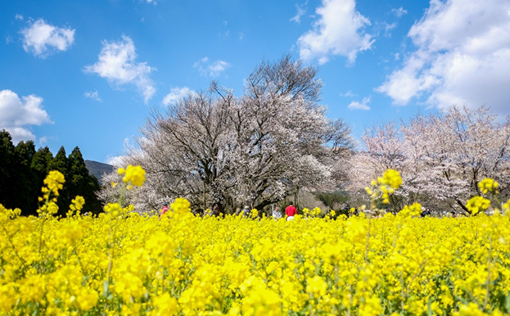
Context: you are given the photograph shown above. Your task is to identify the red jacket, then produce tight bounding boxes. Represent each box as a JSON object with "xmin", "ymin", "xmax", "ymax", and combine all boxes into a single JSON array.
[
  {"xmin": 160, "ymin": 205, "xmax": 169, "ymax": 218},
  {"xmin": 285, "ymin": 205, "xmax": 297, "ymax": 217}
]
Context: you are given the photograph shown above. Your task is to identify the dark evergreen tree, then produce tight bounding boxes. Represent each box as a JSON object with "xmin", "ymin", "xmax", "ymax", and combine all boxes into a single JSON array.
[
  {"xmin": 49, "ymin": 146, "xmax": 70, "ymax": 217},
  {"xmin": 0, "ymin": 130, "xmax": 16, "ymax": 209},
  {"xmin": 13, "ymin": 141, "xmax": 37, "ymax": 213},
  {"xmin": 68, "ymin": 147, "xmax": 102, "ymax": 214},
  {"xmin": 1, "ymin": 130, "xmax": 103, "ymax": 217},
  {"xmin": 30, "ymin": 146, "xmax": 54, "ymax": 215},
  {"xmin": 31, "ymin": 147, "xmax": 53, "ymax": 181}
]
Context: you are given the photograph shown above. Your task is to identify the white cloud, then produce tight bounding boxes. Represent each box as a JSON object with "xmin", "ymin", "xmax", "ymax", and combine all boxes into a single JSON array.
[
  {"xmin": 163, "ymin": 87, "xmax": 194, "ymax": 106},
  {"xmin": 378, "ymin": 0, "xmax": 510, "ymax": 115},
  {"xmin": 0, "ymin": 90, "xmax": 52, "ymax": 143},
  {"xmin": 290, "ymin": 4, "xmax": 306, "ymax": 24},
  {"xmin": 348, "ymin": 96, "xmax": 370, "ymax": 110},
  {"xmin": 38, "ymin": 136, "xmax": 48, "ymax": 145},
  {"xmin": 193, "ymin": 57, "xmax": 231, "ymax": 77},
  {"xmin": 391, "ymin": 7, "xmax": 407, "ymax": 18},
  {"xmin": 84, "ymin": 90, "xmax": 102, "ymax": 102},
  {"xmin": 340, "ymin": 90, "xmax": 356, "ymax": 97},
  {"xmin": 106, "ymin": 155, "xmax": 128, "ymax": 167},
  {"xmin": 383, "ymin": 22, "xmax": 397, "ymax": 37},
  {"xmin": 15, "ymin": 14, "xmax": 23, "ymax": 21},
  {"xmin": 21, "ymin": 19, "xmax": 75, "ymax": 58},
  {"xmin": 84, "ymin": 35, "xmax": 156, "ymax": 103},
  {"xmin": 297, "ymin": 0, "xmax": 373, "ymax": 64},
  {"xmin": 106, "ymin": 137, "xmax": 138, "ymax": 166}
]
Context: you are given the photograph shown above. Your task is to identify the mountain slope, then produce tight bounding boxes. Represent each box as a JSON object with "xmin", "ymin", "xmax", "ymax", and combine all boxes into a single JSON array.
[{"xmin": 84, "ymin": 160, "xmax": 114, "ymax": 184}]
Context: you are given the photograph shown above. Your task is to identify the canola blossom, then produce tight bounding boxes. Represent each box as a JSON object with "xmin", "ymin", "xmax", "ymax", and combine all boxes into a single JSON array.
[
  {"xmin": 366, "ymin": 169, "xmax": 403, "ymax": 206},
  {"xmin": 1, "ymin": 170, "xmax": 510, "ymax": 315},
  {"xmin": 479, "ymin": 179, "xmax": 499, "ymax": 195},
  {"xmin": 466, "ymin": 196, "xmax": 492, "ymax": 216},
  {"xmin": 118, "ymin": 165, "xmax": 146, "ymax": 188},
  {"xmin": 2, "ymin": 206, "xmax": 510, "ymax": 315}
]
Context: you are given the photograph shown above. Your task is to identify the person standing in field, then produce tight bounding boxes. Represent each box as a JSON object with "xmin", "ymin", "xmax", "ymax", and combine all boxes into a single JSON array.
[
  {"xmin": 272, "ymin": 206, "xmax": 282, "ymax": 220},
  {"xmin": 160, "ymin": 203, "xmax": 169, "ymax": 219},
  {"xmin": 242, "ymin": 205, "xmax": 251, "ymax": 217},
  {"xmin": 285, "ymin": 201, "xmax": 297, "ymax": 221}
]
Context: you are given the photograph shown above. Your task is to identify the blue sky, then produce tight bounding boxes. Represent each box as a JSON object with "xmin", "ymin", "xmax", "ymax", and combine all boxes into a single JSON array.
[{"xmin": 2, "ymin": 0, "xmax": 510, "ymax": 163}]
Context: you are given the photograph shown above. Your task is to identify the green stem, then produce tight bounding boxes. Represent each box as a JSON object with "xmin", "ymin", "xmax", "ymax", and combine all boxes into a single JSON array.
[{"xmin": 484, "ymin": 236, "xmax": 493, "ymax": 309}]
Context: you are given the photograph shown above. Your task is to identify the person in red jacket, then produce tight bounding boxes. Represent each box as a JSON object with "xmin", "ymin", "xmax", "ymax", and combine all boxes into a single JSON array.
[
  {"xmin": 285, "ymin": 201, "xmax": 297, "ymax": 221},
  {"xmin": 159, "ymin": 203, "xmax": 169, "ymax": 219}
]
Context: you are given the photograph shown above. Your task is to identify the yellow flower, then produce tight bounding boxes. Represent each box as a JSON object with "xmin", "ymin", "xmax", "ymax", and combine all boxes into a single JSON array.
[
  {"xmin": 466, "ymin": 196, "xmax": 491, "ymax": 215},
  {"xmin": 170, "ymin": 197, "xmax": 191, "ymax": 216},
  {"xmin": 104, "ymin": 202, "xmax": 123, "ymax": 216},
  {"xmin": 43, "ymin": 170, "xmax": 65, "ymax": 197},
  {"xmin": 454, "ymin": 302, "xmax": 488, "ymax": 316},
  {"xmin": 306, "ymin": 276, "xmax": 327, "ymax": 298},
  {"xmin": 0, "ymin": 284, "xmax": 16, "ymax": 313},
  {"xmin": 399, "ymin": 202, "xmax": 422, "ymax": 218},
  {"xmin": 151, "ymin": 292, "xmax": 178, "ymax": 315},
  {"xmin": 70, "ymin": 195, "xmax": 85, "ymax": 212},
  {"xmin": 378, "ymin": 169, "xmax": 403, "ymax": 189},
  {"xmin": 119, "ymin": 165, "xmax": 146, "ymax": 187},
  {"xmin": 502, "ymin": 199, "xmax": 510, "ymax": 215},
  {"xmin": 478, "ymin": 178, "xmax": 499, "ymax": 195},
  {"xmin": 77, "ymin": 288, "xmax": 98, "ymax": 311},
  {"xmin": 46, "ymin": 201, "xmax": 59, "ymax": 215}
]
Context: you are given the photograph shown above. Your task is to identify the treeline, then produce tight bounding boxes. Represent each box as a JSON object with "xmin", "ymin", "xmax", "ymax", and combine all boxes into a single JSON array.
[{"xmin": 0, "ymin": 130, "xmax": 102, "ymax": 216}]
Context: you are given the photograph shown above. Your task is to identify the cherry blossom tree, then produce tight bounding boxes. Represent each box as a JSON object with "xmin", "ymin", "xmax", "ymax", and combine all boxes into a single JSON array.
[
  {"xmin": 350, "ymin": 105, "xmax": 510, "ymax": 214},
  {"xmin": 110, "ymin": 56, "xmax": 354, "ymax": 213}
]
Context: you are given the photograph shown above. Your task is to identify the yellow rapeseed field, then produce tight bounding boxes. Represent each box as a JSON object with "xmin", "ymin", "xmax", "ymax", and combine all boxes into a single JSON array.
[{"xmin": 1, "ymin": 167, "xmax": 510, "ymax": 315}]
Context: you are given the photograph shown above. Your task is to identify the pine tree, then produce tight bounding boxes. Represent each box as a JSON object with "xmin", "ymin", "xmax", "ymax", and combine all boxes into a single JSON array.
[
  {"xmin": 1, "ymin": 131, "xmax": 104, "ymax": 216},
  {"xmin": 0, "ymin": 130, "xmax": 16, "ymax": 209},
  {"xmin": 31, "ymin": 147, "xmax": 54, "ymax": 180},
  {"xmin": 49, "ymin": 146, "xmax": 70, "ymax": 217},
  {"xmin": 68, "ymin": 147, "xmax": 102, "ymax": 214},
  {"xmin": 13, "ymin": 141, "xmax": 37, "ymax": 213},
  {"xmin": 30, "ymin": 146, "xmax": 54, "ymax": 215}
]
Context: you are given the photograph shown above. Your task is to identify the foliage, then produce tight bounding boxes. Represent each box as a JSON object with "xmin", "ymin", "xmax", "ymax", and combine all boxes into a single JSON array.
[
  {"xmin": 68, "ymin": 147, "xmax": 102, "ymax": 215},
  {"xmin": 0, "ymin": 130, "xmax": 102, "ymax": 216}
]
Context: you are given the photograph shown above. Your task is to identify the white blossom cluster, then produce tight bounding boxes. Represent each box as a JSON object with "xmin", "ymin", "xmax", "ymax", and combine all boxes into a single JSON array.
[{"xmin": 348, "ymin": 105, "xmax": 510, "ymax": 214}]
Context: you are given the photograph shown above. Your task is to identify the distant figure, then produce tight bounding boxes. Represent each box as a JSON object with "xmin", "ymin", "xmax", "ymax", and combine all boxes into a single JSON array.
[
  {"xmin": 272, "ymin": 206, "xmax": 282, "ymax": 220},
  {"xmin": 285, "ymin": 201, "xmax": 297, "ymax": 221},
  {"xmin": 160, "ymin": 203, "xmax": 169, "ymax": 219},
  {"xmin": 211, "ymin": 203, "xmax": 221, "ymax": 216},
  {"xmin": 421, "ymin": 208, "xmax": 431, "ymax": 217},
  {"xmin": 242, "ymin": 205, "xmax": 251, "ymax": 217},
  {"xmin": 450, "ymin": 211, "xmax": 457, "ymax": 218}
]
